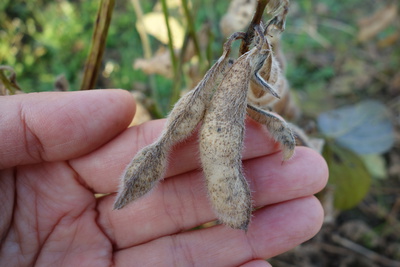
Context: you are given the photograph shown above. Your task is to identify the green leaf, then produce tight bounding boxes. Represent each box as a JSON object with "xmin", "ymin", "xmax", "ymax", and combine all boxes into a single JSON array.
[
  {"xmin": 360, "ymin": 154, "xmax": 387, "ymax": 179},
  {"xmin": 323, "ymin": 142, "xmax": 371, "ymax": 210},
  {"xmin": 317, "ymin": 100, "xmax": 394, "ymax": 154}
]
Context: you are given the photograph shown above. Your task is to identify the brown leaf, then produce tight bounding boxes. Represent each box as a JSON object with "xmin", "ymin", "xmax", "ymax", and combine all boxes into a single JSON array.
[
  {"xmin": 129, "ymin": 92, "xmax": 152, "ymax": 127},
  {"xmin": 378, "ymin": 31, "xmax": 400, "ymax": 48},
  {"xmin": 134, "ymin": 47, "xmax": 174, "ymax": 78},
  {"xmin": 219, "ymin": 0, "xmax": 256, "ymax": 37},
  {"xmin": 133, "ymin": 26, "xmax": 209, "ymax": 78},
  {"xmin": 54, "ymin": 74, "xmax": 69, "ymax": 91},
  {"xmin": 139, "ymin": 12, "xmax": 185, "ymax": 48},
  {"xmin": 389, "ymin": 71, "xmax": 400, "ymax": 95},
  {"xmin": 357, "ymin": 4, "xmax": 398, "ymax": 42}
]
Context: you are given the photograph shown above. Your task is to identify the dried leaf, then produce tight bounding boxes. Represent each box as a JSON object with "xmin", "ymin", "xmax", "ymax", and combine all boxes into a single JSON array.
[
  {"xmin": 134, "ymin": 26, "xmax": 209, "ymax": 78},
  {"xmin": 139, "ymin": 12, "xmax": 184, "ymax": 48},
  {"xmin": 357, "ymin": 4, "xmax": 398, "ymax": 42},
  {"xmin": 328, "ymin": 57, "xmax": 375, "ymax": 96},
  {"xmin": 134, "ymin": 47, "xmax": 173, "ymax": 78},
  {"xmin": 129, "ymin": 92, "xmax": 152, "ymax": 127},
  {"xmin": 54, "ymin": 74, "xmax": 69, "ymax": 91},
  {"xmin": 378, "ymin": 31, "xmax": 400, "ymax": 48},
  {"xmin": 389, "ymin": 71, "xmax": 400, "ymax": 95},
  {"xmin": 219, "ymin": 0, "xmax": 256, "ymax": 37}
]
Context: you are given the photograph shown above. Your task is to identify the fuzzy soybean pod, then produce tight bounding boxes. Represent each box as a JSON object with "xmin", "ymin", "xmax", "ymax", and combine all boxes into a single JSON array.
[
  {"xmin": 113, "ymin": 32, "xmax": 244, "ymax": 210},
  {"xmin": 245, "ymin": 27, "xmax": 295, "ymax": 162},
  {"xmin": 199, "ymin": 46, "xmax": 265, "ymax": 230},
  {"xmin": 247, "ymin": 35, "xmax": 288, "ymax": 110}
]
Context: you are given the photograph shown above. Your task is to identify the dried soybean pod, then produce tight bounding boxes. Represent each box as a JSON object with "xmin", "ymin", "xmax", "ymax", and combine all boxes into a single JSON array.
[
  {"xmin": 200, "ymin": 39, "xmax": 269, "ymax": 230},
  {"xmin": 249, "ymin": 25, "xmax": 281, "ymax": 99},
  {"xmin": 113, "ymin": 32, "xmax": 245, "ymax": 210},
  {"xmin": 247, "ymin": 103, "xmax": 295, "ymax": 160},
  {"xmin": 247, "ymin": 4, "xmax": 291, "ymax": 110},
  {"xmin": 266, "ymin": 0, "xmax": 289, "ymax": 33},
  {"xmin": 247, "ymin": 32, "xmax": 287, "ymax": 110},
  {"xmin": 200, "ymin": 52, "xmax": 252, "ymax": 230}
]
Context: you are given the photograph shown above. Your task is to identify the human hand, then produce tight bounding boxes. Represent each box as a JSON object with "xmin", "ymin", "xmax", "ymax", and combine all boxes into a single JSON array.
[{"xmin": 0, "ymin": 90, "xmax": 327, "ymax": 267}]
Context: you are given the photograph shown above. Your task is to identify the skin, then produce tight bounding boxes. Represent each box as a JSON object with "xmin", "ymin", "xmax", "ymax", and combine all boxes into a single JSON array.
[{"xmin": 0, "ymin": 89, "xmax": 328, "ymax": 267}]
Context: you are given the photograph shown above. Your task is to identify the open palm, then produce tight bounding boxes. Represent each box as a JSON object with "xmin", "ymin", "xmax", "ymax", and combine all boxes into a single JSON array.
[{"xmin": 0, "ymin": 90, "xmax": 327, "ymax": 267}]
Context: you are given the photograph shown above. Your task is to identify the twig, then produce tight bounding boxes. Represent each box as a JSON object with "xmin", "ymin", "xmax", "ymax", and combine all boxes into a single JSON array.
[
  {"xmin": 320, "ymin": 242, "xmax": 355, "ymax": 256},
  {"xmin": 80, "ymin": 0, "xmax": 115, "ymax": 90},
  {"xmin": 239, "ymin": 0, "xmax": 270, "ymax": 55},
  {"xmin": 331, "ymin": 233, "xmax": 400, "ymax": 267}
]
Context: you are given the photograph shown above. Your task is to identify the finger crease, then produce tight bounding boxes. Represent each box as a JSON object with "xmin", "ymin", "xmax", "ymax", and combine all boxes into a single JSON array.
[
  {"xmin": 18, "ymin": 103, "xmax": 46, "ymax": 163},
  {"xmin": 162, "ymin": 181, "xmax": 185, "ymax": 233},
  {"xmin": 245, "ymin": 230, "xmax": 259, "ymax": 260},
  {"xmin": 169, "ymin": 235, "xmax": 196, "ymax": 266}
]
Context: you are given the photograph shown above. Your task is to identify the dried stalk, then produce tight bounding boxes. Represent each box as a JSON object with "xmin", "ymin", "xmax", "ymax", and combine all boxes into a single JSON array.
[
  {"xmin": 332, "ymin": 233, "xmax": 400, "ymax": 267},
  {"xmin": 80, "ymin": 0, "xmax": 115, "ymax": 90},
  {"xmin": 239, "ymin": 0, "xmax": 270, "ymax": 55}
]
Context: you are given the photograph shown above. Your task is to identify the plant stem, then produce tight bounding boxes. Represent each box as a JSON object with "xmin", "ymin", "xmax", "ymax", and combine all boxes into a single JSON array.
[
  {"xmin": 239, "ymin": 0, "xmax": 270, "ymax": 55},
  {"xmin": 130, "ymin": 0, "xmax": 152, "ymax": 59},
  {"xmin": 160, "ymin": 0, "xmax": 178, "ymax": 79},
  {"xmin": 181, "ymin": 0, "xmax": 203, "ymax": 68},
  {"xmin": 160, "ymin": 0, "xmax": 182, "ymax": 108},
  {"xmin": 80, "ymin": 0, "xmax": 115, "ymax": 90},
  {"xmin": 130, "ymin": 0, "xmax": 163, "ymax": 118}
]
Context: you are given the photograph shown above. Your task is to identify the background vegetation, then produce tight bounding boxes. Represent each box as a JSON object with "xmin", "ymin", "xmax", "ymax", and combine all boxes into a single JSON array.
[{"xmin": 1, "ymin": 0, "xmax": 399, "ymax": 266}]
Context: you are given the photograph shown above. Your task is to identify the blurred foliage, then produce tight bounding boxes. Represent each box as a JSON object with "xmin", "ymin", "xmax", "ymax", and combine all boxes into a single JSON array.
[
  {"xmin": 323, "ymin": 142, "xmax": 372, "ymax": 210},
  {"xmin": 0, "ymin": 0, "xmax": 229, "ymax": 111},
  {"xmin": 2, "ymin": 0, "xmax": 398, "ymax": 111},
  {"xmin": 0, "ymin": 65, "xmax": 21, "ymax": 95},
  {"xmin": 318, "ymin": 100, "xmax": 394, "ymax": 155},
  {"xmin": 2, "ymin": 0, "xmax": 400, "ymax": 264},
  {"xmin": 0, "ymin": 0, "xmax": 159, "ymax": 92},
  {"xmin": 1, "ymin": 0, "xmax": 95, "ymax": 91},
  {"xmin": 1, "ymin": 0, "xmax": 400, "ymax": 211}
]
